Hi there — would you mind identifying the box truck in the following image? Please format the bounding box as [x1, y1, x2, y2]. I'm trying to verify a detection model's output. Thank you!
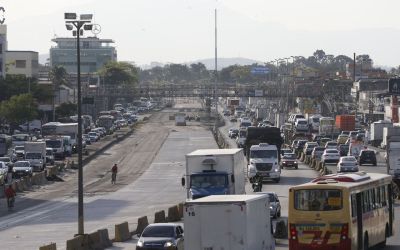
[381, 126, 400, 149]
[386, 135, 400, 180]
[184, 194, 275, 250]
[370, 120, 393, 147]
[24, 141, 46, 171]
[182, 149, 245, 200]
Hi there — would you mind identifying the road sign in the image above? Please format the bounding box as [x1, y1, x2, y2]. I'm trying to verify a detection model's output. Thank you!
[388, 78, 400, 95]
[251, 66, 269, 75]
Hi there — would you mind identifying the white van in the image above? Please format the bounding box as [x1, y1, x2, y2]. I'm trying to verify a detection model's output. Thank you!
[294, 118, 309, 132]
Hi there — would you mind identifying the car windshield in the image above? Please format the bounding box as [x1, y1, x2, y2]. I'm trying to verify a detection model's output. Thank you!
[298, 120, 307, 125]
[327, 142, 337, 146]
[250, 150, 277, 158]
[142, 226, 175, 238]
[15, 146, 24, 151]
[268, 193, 276, 202]
[326, 150, 338, 154]
[283, 154, 296, 159]
[315, 147, 325, 152]
[294, 189, 342, 211]
[298, 141, 307, 146]
[190, 175, 227, 188]
[342, 157, 356, 162]
[312, 117, 320, 122]
[46, 150, 53, 155]
[0, 157, 10, 162]
[14, 162, 29, 168]
[362, 151, 374, 157]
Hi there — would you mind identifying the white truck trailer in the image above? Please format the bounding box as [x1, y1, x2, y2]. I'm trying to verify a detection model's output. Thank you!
[24, 141, 46, 171]
[386, 135, 400, 179]
[42, 122, 78, 152]
[175, 113, 186, 126]
[184, 194, 275, 250]
[381, 126, 400, 149]
[182, 149, 245, 200]
[370, 120, 393, 147]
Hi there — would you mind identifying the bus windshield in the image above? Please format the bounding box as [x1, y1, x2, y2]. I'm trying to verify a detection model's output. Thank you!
[294, 189, 342, 211]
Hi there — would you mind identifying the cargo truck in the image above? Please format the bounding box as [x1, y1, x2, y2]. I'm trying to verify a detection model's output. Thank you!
[24, 141, 46, 171]
[370, 120, 393, 147]
[42, 122, 78, 153]
[381, 126, 400, 149]
[184, 194, 275, 250]
[175, 113, 186, 126]
[386, 135, 400, 180]
[181, 149, 245, 200]
[245, 127, 283, 183]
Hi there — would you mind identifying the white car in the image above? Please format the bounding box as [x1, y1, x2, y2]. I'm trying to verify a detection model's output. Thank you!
[325, 141, 338, 149]
[337, 156, 359, 173]
[311, 147, 326, 160]
[13, 161, 33, 177]
[321, 149, 340, 164]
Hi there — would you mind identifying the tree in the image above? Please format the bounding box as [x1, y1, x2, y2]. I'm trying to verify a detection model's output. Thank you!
[313, 50, 326, 63]
[99, 61, 139, 86]
[49, 65, 68, 88]
[0, 94, 38, 131]
[55, 102, 77, 118]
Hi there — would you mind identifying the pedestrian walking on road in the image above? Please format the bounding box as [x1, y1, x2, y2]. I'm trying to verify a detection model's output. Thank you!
[111, 164, 118, 184]
[4, 185, 16, 209]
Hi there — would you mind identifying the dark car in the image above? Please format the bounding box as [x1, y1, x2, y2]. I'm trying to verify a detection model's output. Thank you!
[359, 149, 377, 166]
[338, 144, 349, 157]
[295, 140, 308, 154]
[136, 223, 184, 250]
[230, 117, 237, 122]
[230, 129, 239, 138]
[280, 153, 298, 169]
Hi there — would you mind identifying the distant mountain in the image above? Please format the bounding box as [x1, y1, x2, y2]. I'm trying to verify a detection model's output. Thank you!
[188, 57, 264, 70]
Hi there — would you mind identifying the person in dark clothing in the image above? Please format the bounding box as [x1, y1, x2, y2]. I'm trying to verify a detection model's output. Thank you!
[111, 164, 118, 184]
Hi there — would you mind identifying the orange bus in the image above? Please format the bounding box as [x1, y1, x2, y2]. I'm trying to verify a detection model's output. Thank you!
[288, 172, 394, 250]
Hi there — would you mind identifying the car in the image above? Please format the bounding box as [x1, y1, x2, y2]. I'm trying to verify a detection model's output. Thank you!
[280, 148, 293, 157]
[83, 134, 91, 145]
[359, 149, 377, 166]
[311, 147, 325, 160]
[261, 192, 281, 218]
[280, 153, 298, 169]
[229, 117, 237, 122]
[337, 156, 359, 173]
[228, 128, 236, 137]
[325, 141, 338, 149]
[312, 135, 324, 144]
[88, 132, 99, 142]
[12, 160, 33, 178]
[303, 142, 318, 155]
[229, 129, 239, 138]
[294, 140, 308, 154]
[290, 140, 299, 150]
[12, 145, 25, 161]
[321, 149, 340, 164]
[0, 156, 12, 167]
[340, 131, 350, 136]
[337, 134, 348, 144]
[338, 144, 349, 157]
[319, 137, 331, 147]
[136, 223, 184, 250]
[223, 110, 230, 116]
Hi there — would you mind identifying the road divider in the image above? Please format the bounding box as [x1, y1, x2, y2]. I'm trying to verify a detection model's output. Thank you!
[178, 202, 184, 219]
[66, 235, 88, 250]
[114, 221, 131, 242]
[135, 216, 149, 235]
[88, 230, 102, 250]
[39, 242, 56, 250]
[154, 210, 166, 223]
[166, 205, 180, 222]
[98, 228, 112, 248]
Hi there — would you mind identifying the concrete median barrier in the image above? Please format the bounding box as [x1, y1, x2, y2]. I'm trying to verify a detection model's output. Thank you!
[39, 242, 56, 250]
[114, 221, 131, 242]
[135, 216, 149, 235]
[154, 210, 166, 223]
[178, 203, 184, 219]
[167, 205, 180, 222]
[16, 179, 25, 192]
[46, 166, 58, 177]
[274, 220, 288, 239]
[87, 230, 102, 250]
[97, 228, 112, 248]
[66, 235, 87, 250]
[300, 153, 305, 162]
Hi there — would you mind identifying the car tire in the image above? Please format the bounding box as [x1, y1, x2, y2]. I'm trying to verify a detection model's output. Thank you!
[295, 166, 298, 169]
[277, 209, 281, 217]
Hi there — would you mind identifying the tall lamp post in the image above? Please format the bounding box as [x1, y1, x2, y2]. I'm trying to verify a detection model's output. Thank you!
[64, 12, 93, 236]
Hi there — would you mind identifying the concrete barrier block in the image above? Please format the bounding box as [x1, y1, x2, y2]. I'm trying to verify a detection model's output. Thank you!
[97, 228, 112, 248]
[114, 221, 131, 242]
[300, 153, 305, 162]
[154, 210, 166, 223]
[178, 203, 184, 219]
[135, 216, 149, 235]
[88, 230, 102, 250]
[16, 179, 25, 192]
[66, 235, 86, 250]
[167, 205, 180, 222]
[39, 242, 57, 250]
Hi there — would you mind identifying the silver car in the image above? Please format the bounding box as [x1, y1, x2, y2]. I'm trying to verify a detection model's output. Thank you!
[337, 156, 359, 173]
[261, 192, 281, 218]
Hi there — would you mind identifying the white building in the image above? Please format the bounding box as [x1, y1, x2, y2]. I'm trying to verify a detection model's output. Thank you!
[6, 50, 38, 78]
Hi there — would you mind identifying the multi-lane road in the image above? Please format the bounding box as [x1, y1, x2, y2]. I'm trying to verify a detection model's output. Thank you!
[0, 100, 399, 250]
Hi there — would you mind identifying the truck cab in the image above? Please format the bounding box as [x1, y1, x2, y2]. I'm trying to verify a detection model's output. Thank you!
[188, 171, 230, 200]
[236, 128, 247, 148]
[387, 140, 400, 179]
[247, 143, 281, 183]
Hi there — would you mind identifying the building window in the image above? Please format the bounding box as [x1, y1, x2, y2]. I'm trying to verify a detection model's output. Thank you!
[31, 60, 38, 69]
[15, 60, 26, 68]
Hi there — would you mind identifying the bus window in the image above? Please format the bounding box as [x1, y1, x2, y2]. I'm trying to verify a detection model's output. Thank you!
[294, 189, 342, 211]
[351, 194, 357, 217]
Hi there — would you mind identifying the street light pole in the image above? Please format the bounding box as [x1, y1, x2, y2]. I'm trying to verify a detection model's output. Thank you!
[64, 13, 93, 236]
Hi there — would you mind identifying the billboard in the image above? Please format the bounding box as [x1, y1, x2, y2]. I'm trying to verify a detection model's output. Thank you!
[388, 78, 400, 95]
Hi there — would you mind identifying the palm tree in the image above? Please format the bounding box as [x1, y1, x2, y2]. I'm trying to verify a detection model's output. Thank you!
[49, 65, 68, 121]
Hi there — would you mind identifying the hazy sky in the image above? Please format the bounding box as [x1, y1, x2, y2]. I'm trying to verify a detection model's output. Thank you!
[2, 0, 400, 67]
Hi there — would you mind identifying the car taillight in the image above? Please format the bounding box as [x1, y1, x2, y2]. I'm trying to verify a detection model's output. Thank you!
[290, 224, 298, 240]
[340, 223, 348, 240]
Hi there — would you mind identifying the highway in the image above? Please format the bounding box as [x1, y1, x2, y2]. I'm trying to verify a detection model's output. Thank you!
[0, 100, 399, 250]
